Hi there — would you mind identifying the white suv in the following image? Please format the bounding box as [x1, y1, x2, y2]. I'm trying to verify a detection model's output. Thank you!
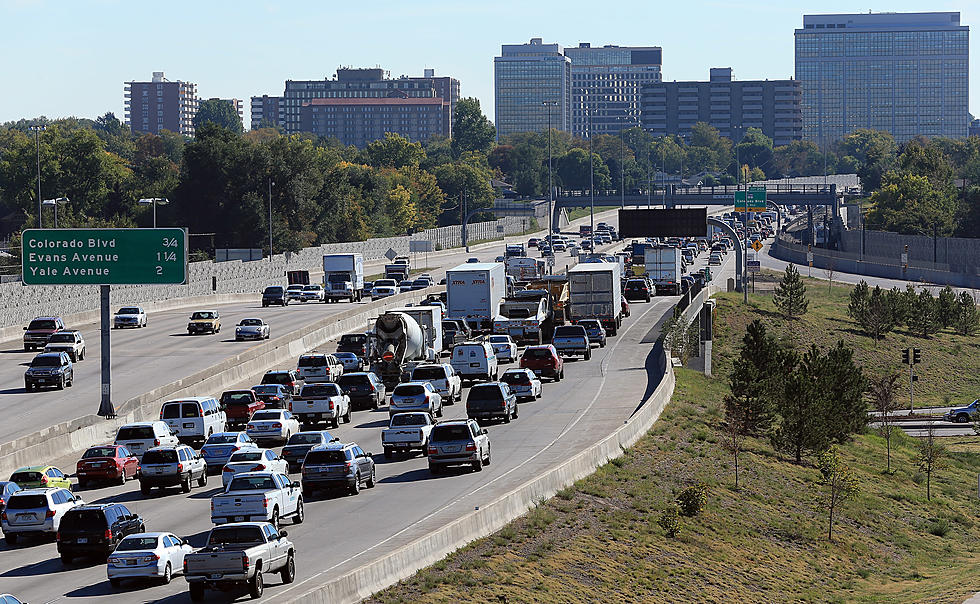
[139, 445, 208, 494]
[114, 421, 179, 460]
[2, 487, 83, 544]
[410, 363, 462, 404]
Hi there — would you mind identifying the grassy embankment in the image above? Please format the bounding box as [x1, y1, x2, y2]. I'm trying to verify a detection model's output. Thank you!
[369, 276, 980, 603]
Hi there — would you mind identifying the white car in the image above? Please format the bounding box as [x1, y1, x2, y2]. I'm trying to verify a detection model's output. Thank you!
[301, 284, 325, 302]
[1, 487, 83, 543]
[113, 306, 147, 329]
[107, 532, 193, 587]
[221, 448, 289, 487]
[488, 335, 518, 363]
[44, 330, 86, 362]
[246, 409, 300, 445]
[371, 285, 397, 299]
[389, 381, 443, 419]
[286, 284, 306, 302]
[500, 368, 543, 402]
[235, 318, 270, 341]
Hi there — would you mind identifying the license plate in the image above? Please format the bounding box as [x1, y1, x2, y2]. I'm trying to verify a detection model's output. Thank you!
[234, 516, 244, 522]
[38, 379, 47, 383]
[446, 446, 461, 453]
[210, 574, 223, 580]
[533, 370, 542, 375]
[470, 363, 480, 367]
[91, 462, 104, 467]
[126, 559, 136, 565]
[153, 468, 165, 474]
[19, 513, 36, 521]
[183, 423, 194, 429]
[77, 537, 88, 543]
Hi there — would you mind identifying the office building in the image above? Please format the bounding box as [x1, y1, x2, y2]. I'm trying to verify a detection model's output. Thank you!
[795, 12, 969, 144]
[640, 68, 802, 146]
[565, 43, 662, 137]
[300, 95, 449, 148]
[494, 38, 572, 138]
[251, 95, 284, 130]
[124, 71, 198, 136]
[969, 117, 980, 138]
[281, 68, 458, 137]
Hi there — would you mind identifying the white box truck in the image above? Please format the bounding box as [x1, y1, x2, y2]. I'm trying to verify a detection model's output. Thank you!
[446, 263, 506, 334]
[322, 253, 364, 302]
[643, 246, 682, 295]
[568, 262, 622, 335]
[504, 257, 545, 281]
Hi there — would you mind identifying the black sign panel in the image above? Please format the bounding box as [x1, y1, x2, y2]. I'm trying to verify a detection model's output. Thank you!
[618, 209, 707, 238]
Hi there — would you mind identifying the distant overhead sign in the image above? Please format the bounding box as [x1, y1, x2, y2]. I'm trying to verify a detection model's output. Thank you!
[618, 208, 707, 238]
[734, 185, 767, 212]
[384, 248, 398, 261]
[409, 240, 433, 253]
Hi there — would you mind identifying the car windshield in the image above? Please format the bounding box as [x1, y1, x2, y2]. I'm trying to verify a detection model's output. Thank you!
[116, 536, 160, 551]
[118, 307, 141, 315]
[142, 449, 178, 464]
[336, 353, 356, 360]
[375, 280, 396, 287]
[221, 392, 254, 406]
[501, 372, 530, 385]
[554, 327, 584, 337]
[27, 320, 57, 330]
[227, 476, 276, 491]
[264, 287, 283, 294]
[82, 447, 118, 459]
[208, 526, 265, 545]
[468, 386, 502, 400]
[251, 411, 282, 421]
[301, 384, 341, 397]
[304, 450, 347, 464]
[303, 285, 320, 291]
[47, 333, 75, 343]
[394, 385, 425, 397]
[6, 494, 47, 509]
[207, 434, 240, 445]
[399, 281, 413, 287]
[229, 451, 263, 462]
[287, 285, 304, 291]
[412, 367, 445, 380]
[240, 319, 263, 327]
[252, 385, 280, 395]
[9, 472, 42, 484]
[431, 425, 471, 442]
[522, 348, 552, 360]
[391, 414, 427, 426]
[287, 433, 327, 445]
[191, 312, 215, 320]
[31, 356, 62, 367]
[262, 373, 291, 384]
[116, 426, 155, 440]
[298, 356, 327, 367]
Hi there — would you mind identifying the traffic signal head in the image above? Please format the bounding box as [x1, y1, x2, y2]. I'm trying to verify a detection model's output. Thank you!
[913, 348, 921, 364]
[902, 348, 910, 365]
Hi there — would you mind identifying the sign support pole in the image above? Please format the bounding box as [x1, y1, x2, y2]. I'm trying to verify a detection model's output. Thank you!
[98, 284, 116, 418]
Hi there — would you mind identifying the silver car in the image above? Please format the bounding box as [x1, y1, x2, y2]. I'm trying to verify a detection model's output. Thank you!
[107, 532, 193, 586]
[389, 382, 443, 419]
[235, 318, 270, 341]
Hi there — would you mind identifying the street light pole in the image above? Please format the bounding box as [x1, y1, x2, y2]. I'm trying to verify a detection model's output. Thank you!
[619, 115, 625, 209]
[587, 106, 594, 241]
[42, 197, 69, 228]
[30, 124, 45, 228]
[542, 101, 558, 242]
[268, 179, 275, 261]
[138, 198, 169, 228]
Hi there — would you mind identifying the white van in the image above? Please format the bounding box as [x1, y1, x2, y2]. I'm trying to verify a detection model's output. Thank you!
[159, 397, 226, 445]
[450, 341, 498, 385]
[114, 421, 179, 460]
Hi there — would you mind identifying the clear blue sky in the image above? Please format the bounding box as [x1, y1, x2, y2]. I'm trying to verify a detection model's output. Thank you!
[0, 0, 976, 126]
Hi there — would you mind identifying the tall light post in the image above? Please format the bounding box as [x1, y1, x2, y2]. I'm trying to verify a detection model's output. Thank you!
[586, 105, 595, 241]
[541, 100, 558, 246]
[618, 114, 627, 210]
[42, 197, 69, 228]
[137, 197, 169, 228]
[29, 124, 45, 228]
[733, 124, 748, 304]
[268, 179, 275, 261]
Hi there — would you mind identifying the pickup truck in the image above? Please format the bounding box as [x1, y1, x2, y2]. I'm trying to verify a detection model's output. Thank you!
[551, 324, 591, 360]
[183, 522, 295, 601]
[219, 390, 265, 431]
[381, 412, 435, 458]
[290, 382, 351, 429]
[210, 471, 305, 529]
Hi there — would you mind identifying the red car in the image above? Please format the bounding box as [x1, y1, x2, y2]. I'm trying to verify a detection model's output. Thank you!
[75, 444, 140, 488]
[519, 344, 565, 382]
[621, 299, 631, 318]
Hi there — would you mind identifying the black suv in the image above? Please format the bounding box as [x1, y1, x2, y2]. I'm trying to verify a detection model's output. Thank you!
[336, 372, 386, 410]
[624, 279, 651, 302]
[57, 503, 145, 563]
[262, 285, 288, 307]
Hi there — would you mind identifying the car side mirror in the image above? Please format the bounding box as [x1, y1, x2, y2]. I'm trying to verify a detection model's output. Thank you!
[23, 326, 27, 330]
[482, 429, 488, 435]
[279, 531, 288, 539]
[291, 481, 300, 488]
[365, 452, 373, 458]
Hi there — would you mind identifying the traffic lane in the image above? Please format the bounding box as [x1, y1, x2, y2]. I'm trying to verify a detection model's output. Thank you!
[0, 283, 673, 603]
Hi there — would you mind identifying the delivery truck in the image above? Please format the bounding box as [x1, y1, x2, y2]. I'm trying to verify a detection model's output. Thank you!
[643, 246, 682, 295]
[322, 253, 364, 302]
[445, 263, 506, 334]
[567, 262, 622, 335]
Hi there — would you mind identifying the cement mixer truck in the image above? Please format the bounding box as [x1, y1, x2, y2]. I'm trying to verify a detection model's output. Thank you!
[369, 307, 442, 387]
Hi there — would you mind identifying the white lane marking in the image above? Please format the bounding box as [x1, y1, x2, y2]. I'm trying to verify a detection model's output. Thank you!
[273, 295, 671, 600]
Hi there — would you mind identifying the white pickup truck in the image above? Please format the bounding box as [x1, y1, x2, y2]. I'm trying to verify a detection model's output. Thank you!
[290, 382, 351, 429]
[183, 522, 295, 601]
[381, 412, 435, 458]
[210, 472, 305, 529]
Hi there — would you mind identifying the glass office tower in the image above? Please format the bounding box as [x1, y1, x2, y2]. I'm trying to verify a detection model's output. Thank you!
[494, 38, 572, 138]
[796, 12, 969, 144]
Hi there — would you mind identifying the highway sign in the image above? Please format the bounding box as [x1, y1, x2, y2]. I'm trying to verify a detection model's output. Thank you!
[409, 240, 433, 253]
[734, 187, 767, 212]
[747, 260, 761, 273]
[384, 248, 398, 261]
[751, 240, 763, 252]
[22, 228, 187, 285]
[807, 251, 814, 266]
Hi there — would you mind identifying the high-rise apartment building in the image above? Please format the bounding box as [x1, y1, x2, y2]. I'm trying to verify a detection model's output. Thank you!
[795, 12, 969, 144]
[251, 95, 284, 130]
[565, 43, 662, 137]
[494, 38, 572, 138]
[279, 68, 458, 136]
[640, 68, 802, 146]
[300, 95, 449, 148]
[124, 72, 199, 136]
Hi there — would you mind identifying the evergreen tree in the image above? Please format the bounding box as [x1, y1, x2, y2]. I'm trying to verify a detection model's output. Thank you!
[847, 280, 870, 322]
[772, 263, 809, 318]
[819, 341, 868, 439]
[848, 283, 899, 341]
[937, 285, 958, 328]
[954, 291, 980, 336]
[724, 320, 781, 434]
[907, 289, 940, 338]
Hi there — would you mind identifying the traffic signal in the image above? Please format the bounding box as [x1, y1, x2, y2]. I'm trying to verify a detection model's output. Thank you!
[913, 348, 921, 364]
[902, 348, 910, 365]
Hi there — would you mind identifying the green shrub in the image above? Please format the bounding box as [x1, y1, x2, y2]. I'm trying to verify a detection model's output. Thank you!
[658, 505, 681, 537]
[677, 483, 709, 517]
[927, 518, 950, 537]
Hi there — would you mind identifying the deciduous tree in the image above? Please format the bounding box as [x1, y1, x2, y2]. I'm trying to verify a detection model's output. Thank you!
[869, 371, 902, 473]
[815, 446, 859, 542]
[915, 427, 947, 501]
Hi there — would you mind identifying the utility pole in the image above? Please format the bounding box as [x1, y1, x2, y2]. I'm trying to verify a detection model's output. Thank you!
[268, 179, 274, 261]
[30, 124, 45, 228]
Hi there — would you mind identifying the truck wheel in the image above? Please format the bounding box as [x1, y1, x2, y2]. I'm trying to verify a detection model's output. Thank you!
[249, 568, 264, 599]
[57, 376, 66, 390]
[343, 407, 352, 423]
[331, 417, 340, 429]
[109, 578, 121, 589]
[189, 583, 205, 601]
[512, 405, 519, 419]
[350, 474, 360, 495]
[181, 474, 191, 493]
[198, 470, 208, 487]
[429, 463, 442, 475]
[600, 340, 606, 348]
[366, 467, 376, 488]
[280, 552, 296, 584]
[270, 507, 280, 529]
[435, 404, 443, 418]
[293, 498, 304, 524]
[503, 410, 511, 424]
[140, 483, 152, 496]
[384, 448, 392, 459]
[585, 350, 592, 361]
[472, 458, 483, 472]
[484, 445, 492, 466]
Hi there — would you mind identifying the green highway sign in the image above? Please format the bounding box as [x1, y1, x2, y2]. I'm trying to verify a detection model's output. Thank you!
[22, 228, 187, 285]
[734, 187, 767, 212]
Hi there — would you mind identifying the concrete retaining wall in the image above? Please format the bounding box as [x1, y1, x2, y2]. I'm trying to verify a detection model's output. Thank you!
[839, 229, 980, 276]
[282, 347, 677, 604]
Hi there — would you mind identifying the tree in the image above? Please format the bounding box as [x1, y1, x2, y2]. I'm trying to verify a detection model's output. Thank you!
[555, 147, 611, 190]
[869, 371, 902, 473]
[954, 291, 980, 336]
[836, 128, 897, 191]
[451, 98, 495, 158]
[724, 320, 781, 434]
[906, 289, 940, 338]
[815, 446, 859, 542]
[823, 257, 836, 292]
[192, 99, 243, 134]
[733, 128, 773, 172]
[865, 171, 957, 236]
[820, 341, 868, 440]
[848, 282, 899, 341]
[723, 399, 747, 490]
[915, 426, 947, 501]
[772, 263, 809, 318]
[937, 285, 958, 329]
[364, 133, 425, 169]
[662, 314, 690, 364]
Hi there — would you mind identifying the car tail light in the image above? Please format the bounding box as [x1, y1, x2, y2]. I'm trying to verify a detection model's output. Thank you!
[288, 401, 294, 411]
[154, 438, 160, 446]
[141, 554, 158, 563]
[40, 475, 48, 485]
[243, 554, 250, 571]
[465, 443, 477, 452]
[427, 447, 437, 455]
[250, 464, 266, 472]
[56, 531, 61, 541]
[262, 499, 268, 509]
[177, 463, 183, 472]
[104, 528, 113, 541]
[159, 410, 164, 419]
[223, 466, 234, 472]
[247, 424, 255, 431]
[183, 559, 188, 573]
[108, 556, 120, 564]
[1, 512, 7, 522]
[211, 500, 215, 512]
[344, 462, 352, 472]
[273, 422, 282, 429]
[45, 509, 56, 518]
[329, 401, 335, 410]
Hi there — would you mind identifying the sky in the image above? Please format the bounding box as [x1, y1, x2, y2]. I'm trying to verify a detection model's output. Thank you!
[0, 0, 977, 126]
